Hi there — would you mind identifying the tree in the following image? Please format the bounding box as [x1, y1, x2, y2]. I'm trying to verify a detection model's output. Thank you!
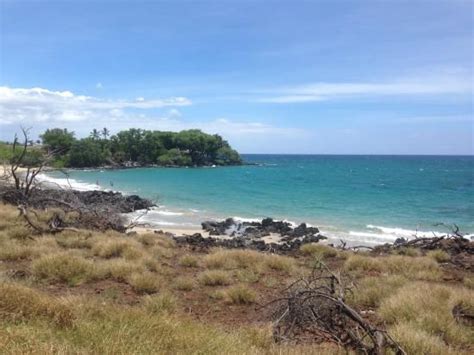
[68, 138, 107, 167]
[102, 127, 110, 140]
[90, 129, 100, 140]
[40, 128, 75, 154]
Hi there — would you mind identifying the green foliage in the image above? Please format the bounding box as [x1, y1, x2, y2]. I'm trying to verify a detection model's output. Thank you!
[38, 127, 242, 168]
[40, 128, 75, 154]
[67, 139, 108, 168]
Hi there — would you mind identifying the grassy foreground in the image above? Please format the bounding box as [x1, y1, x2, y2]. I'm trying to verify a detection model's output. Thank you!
[0, 203, 473, 354]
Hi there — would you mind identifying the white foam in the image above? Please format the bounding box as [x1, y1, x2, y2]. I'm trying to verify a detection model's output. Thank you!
[35, 173, 101, 191]
[366, 225, 440, 238]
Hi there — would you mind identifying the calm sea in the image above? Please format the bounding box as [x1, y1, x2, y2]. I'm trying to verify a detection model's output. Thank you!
[45, 155, 474, 245]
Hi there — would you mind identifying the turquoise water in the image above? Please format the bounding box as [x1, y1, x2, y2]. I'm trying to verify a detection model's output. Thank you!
[46, 155, 474, 244]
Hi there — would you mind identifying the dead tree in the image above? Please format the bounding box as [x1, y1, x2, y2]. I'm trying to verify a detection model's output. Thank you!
[263, 262, 406, 354]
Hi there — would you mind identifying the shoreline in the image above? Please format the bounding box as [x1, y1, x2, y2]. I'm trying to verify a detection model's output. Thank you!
[32, 169, 474, 245]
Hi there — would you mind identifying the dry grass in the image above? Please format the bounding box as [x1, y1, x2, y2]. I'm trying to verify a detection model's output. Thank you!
[173, 276, 195, 291]
[263, 254, 295, 273]
[199, 270, 233, 286]
[344, 254, 442, 280]
[127, 272, 161, 294]
[379, 282, 474, 348]
[427, 249, 451, 263]
[224, 284, 257, 304]
[300, 243, 338, 259]
[178, 254, 200, 267]
[349, 275, 408, 308]
[0, 282, 75, 327]
[31, 253, 95, 286]
[92, 239, 142, 260]
[0, 242, 33, 261]
[204, 249, 294, 274]
[142, 292, 177, 314]
[96, 259, 145, 282]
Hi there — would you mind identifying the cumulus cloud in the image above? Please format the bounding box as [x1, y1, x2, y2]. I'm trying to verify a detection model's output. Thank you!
[0, 86, 192, 124]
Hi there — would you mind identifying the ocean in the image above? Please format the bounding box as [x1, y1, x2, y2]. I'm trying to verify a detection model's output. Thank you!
[43, 155, 474, 245]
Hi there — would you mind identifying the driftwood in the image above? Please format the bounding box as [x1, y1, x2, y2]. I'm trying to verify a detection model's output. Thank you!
[262, 262, 406, 354]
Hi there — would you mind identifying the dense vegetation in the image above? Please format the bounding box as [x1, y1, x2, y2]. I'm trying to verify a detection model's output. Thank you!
[38, 128, 242, 168]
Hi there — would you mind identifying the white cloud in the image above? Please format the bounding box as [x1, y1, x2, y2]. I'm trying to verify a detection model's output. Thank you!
[95, 82, 103, 89]
[167, 108, 182, 118]
[0, 86, 192, 124]
[256, 73, 473, 103]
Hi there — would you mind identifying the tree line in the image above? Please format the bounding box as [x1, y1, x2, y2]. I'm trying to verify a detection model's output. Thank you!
[39, 128, 242, 168]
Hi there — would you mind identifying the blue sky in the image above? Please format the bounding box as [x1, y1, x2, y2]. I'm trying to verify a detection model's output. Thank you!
[0, 0, 472, 154]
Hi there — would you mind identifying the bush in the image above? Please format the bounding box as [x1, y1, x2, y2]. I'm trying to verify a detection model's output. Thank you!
[96, 259, 145, 282]
[348, 275, 408, 308]
[198, 270, 232, 286]
[32, 253, 95, 285]
[0, 242, 33, 261]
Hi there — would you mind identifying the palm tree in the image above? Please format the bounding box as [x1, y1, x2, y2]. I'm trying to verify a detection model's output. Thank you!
[102, 127, 110, 140]
[90, 129, 100, 140]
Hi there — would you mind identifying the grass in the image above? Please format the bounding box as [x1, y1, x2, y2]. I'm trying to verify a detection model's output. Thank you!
[379, 282, 474, 347]
[344, 254, 442, 280]
[199, 270, 233, 286]
[142, 293, 177, 314]
[173, 276, 195, 291]
[178, 254, 200, 267]
[0, 282, 75, 327]
[0, 202, 472, 354]
[348, 275, 408, 308]
[31, 253, 95, 286]
[127, 272, 161, 294]
[204, 249, 295, 274]
[300, 243, 338, 259]
[224, 285, 257, 304]
[427, 249, 451, 263]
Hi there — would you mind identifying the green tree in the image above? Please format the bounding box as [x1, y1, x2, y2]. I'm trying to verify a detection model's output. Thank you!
[68, 138, 106, 167]
[90, 129, 100, 140]
[101, 127, 110, 140]
[40, 128, 75, 154]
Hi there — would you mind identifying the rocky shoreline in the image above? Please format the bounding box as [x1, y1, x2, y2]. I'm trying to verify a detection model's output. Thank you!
[172, 217, 328, 252]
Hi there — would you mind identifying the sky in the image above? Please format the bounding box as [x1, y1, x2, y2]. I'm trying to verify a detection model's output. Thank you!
[0, 0, 473, 154]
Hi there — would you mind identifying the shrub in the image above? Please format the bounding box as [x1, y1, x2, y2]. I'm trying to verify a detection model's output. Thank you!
[198, 270, 232, 286]
[178, 254, 199, 268]
[224, 285, 257, 304]
[427, 249, 450, 263]
[0, 282, 75, 327]
[127, 272, 161, 294]
[32, 253, 95, 285]
[300, 243, 338, 258]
